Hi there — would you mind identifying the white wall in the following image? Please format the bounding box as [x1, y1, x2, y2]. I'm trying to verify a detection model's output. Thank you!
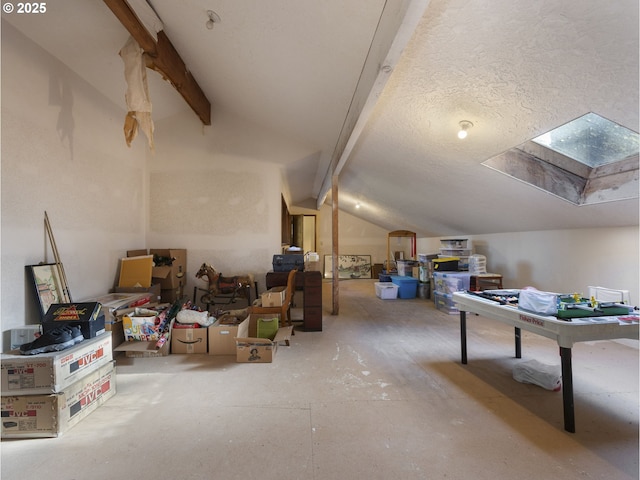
[315, 203, 389, 266]
[1, 22, 147, 349]
[417, 227, 640, 304]
[147, 109, 288, 296]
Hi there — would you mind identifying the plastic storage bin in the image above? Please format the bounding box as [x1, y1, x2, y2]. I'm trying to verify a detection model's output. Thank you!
[434, 291, 459, 314]
[396, 260, 418, 276]
[433, 272, 472, 294]
[439, 248, 472, 257]
[432, 257, 459, 271]
[391, 275, 419, 299]
[440, 239, 468, 249]
[468, 254, 487, 275]
[375, 282, 398, 299]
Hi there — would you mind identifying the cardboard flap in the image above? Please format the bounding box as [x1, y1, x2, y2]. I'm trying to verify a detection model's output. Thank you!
[152, 265, 172, 280]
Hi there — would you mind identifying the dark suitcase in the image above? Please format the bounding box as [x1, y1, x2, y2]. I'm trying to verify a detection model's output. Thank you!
[272, 254, 305, 272]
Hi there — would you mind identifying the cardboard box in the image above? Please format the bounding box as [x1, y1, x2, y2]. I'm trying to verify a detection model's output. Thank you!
[124, 248, 187, 290]
[109, 321, 125, 349]
[149, 249, 187, 290]
[171, 328, 207, 354]
[113, 319, 174, 357]
[160, 287, 184, 304]
[260, 287, 287, 307]
[122, 313, 160, 341]
[1, 333, 113, 395]
[96, 291, 155, 326]
[235, 314, 292, 363]
[114, 338, 171, 357]
[1, 361, 116, 438]
[209, 317, 249, 355]
[113, 284, 162, 304]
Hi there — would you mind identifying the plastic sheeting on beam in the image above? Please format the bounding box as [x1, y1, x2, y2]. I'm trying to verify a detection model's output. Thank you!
[119, 35, 154, 151]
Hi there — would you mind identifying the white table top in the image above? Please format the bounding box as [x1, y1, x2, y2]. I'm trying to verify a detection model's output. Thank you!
[452, 292, 639, 348]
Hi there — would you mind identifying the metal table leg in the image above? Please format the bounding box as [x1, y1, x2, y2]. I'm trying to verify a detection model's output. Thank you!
[560, 346, 575, 433]
[515, 327, 522, 358]
[460, 310, 467, 364]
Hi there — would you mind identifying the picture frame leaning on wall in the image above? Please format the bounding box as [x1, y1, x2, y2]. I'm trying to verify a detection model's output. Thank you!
[26, 263, 66, 319]
[324, 255, 372, 279]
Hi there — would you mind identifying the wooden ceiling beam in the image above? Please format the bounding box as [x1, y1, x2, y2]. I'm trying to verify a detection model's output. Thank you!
[103, 0, 211, 125]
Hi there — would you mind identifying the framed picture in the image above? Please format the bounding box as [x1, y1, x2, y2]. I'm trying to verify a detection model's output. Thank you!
[26, 263, 65, 318]
[324, 255, 372, 279]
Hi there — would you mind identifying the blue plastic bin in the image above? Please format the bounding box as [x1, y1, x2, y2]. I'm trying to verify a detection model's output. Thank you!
[390, 275, 419, 299]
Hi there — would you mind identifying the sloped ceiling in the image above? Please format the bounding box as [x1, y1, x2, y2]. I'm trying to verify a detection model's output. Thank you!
[4, 0, 638, 237]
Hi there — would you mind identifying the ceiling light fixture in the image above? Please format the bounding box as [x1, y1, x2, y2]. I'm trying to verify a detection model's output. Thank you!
[458, 120, 473, 139]
[206, 10, 220, 30]
[355, 202, 361, 209]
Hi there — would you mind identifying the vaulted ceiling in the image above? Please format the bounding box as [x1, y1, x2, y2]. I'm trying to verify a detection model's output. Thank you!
[5, 0, 639, 236]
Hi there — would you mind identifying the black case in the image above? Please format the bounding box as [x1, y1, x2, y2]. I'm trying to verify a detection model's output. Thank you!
[42, 303, 106, 339]
[272, 254, 305, 272]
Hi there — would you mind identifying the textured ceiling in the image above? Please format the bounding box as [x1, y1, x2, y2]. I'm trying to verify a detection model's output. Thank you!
[4, 0, 639, 236]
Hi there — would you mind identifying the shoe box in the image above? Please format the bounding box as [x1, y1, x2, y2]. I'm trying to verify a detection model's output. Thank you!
[1, 360, 116, 438]
[41, 302, 106, 340]
[1, 332, 113, 395]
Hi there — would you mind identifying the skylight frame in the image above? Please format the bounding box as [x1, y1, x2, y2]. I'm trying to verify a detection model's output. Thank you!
[482, 112, 639, 206]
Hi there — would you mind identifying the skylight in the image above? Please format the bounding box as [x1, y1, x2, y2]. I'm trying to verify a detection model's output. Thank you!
[482, 113, 639, 205]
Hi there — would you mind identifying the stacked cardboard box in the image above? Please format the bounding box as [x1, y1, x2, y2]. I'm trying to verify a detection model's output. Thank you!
[0, 333, 116, 438]
[123, 249, 187, 303]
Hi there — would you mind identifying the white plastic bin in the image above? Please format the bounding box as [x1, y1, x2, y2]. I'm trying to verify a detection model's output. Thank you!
[375, 282, 398, 299]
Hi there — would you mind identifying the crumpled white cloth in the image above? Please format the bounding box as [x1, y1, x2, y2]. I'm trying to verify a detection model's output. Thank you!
[176, 309, 215, 327]
[119, 36, 154, 151]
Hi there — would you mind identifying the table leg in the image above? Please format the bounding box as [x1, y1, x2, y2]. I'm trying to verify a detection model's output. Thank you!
[560, 346, 575, 433]
[515, 327, 522, 358]
[460, 310, 467, 364]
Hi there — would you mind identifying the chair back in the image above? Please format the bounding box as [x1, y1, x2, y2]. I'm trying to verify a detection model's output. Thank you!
[284, 268, 297, 305]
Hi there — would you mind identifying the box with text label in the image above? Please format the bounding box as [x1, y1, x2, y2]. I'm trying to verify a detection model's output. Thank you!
[171, 327, 208, 354]
[234, 314, 292, 363]
[0, 332, 113, 395]
[1, 361, 116, 438]
[209, 317, 249, 356]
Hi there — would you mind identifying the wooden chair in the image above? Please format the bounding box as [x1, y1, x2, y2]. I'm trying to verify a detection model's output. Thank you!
[251, 269, 297, 344]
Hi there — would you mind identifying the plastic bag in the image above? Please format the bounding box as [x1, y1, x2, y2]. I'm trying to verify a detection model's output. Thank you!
[518, 287, 558, 315]
[513, 359, 562, 391]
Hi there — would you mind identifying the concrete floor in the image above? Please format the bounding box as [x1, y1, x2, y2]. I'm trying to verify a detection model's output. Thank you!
[2, 279, 638, 480]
